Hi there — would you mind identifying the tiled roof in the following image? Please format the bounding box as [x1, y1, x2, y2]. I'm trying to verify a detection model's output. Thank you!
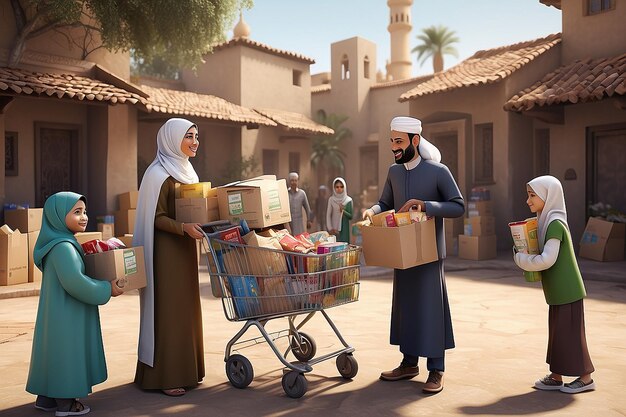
[0, 66, 147, 105]
[504, 53, 626, 111]
[371, 74, 433, 90]
[540, 0, 561, 9]
[140, 84, 277, 127]
[311, 84, 331, 94]
[254, 108, 334, 135]
[400, 33, 561, 101]
[212, 37, 315, 64]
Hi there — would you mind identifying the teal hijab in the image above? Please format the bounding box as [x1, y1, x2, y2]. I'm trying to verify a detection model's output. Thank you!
[33, 192, 86, 268]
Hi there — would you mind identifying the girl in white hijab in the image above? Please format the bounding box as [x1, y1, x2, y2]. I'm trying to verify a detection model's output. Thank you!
[133, 118, 205, 397]
[326, 177, 353, 243]
[513, 175, 595, 394]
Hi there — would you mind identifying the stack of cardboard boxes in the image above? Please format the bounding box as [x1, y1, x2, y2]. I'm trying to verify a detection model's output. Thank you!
[175, 182, 219, 224]
[458, 188, 497, 260]
[2, 207, 42, 285]
[444, 217, 464, 256]
[115, 191, 138, 236]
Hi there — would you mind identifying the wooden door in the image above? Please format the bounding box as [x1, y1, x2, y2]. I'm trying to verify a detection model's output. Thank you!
[587, 124, 626, 214]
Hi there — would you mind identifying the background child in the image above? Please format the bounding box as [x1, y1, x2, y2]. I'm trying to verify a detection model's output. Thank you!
[513, 175, 595, 394]
[26, 192, 122, 416]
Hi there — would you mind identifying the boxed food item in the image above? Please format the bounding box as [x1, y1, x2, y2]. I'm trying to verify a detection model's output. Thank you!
[509, 218, 541, 282]
[4, 208, 43, 232]
[118, 191, 139, 211]
[464, 216, 495, 236]
[468, 200, 494, 217]
[217, 175, 291, 229]
[371, 210, 395, 227]
[458, 234, 497, 260]
[0, 225, 28, 286]
[175, 197, 219, 224]
[579, 217, 625, 262]
[27, 230, 42, 282]
[176, 182, 213, 199]
[84, 246, 147, 292]
[361, 217, 438, 269]
[74, 232, 102, 245]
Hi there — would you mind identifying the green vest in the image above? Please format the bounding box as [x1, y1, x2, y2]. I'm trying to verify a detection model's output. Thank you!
[541, 220, 586, 305]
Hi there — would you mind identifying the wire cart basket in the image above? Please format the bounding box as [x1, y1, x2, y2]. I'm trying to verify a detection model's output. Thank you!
[202, 226, 361, 398]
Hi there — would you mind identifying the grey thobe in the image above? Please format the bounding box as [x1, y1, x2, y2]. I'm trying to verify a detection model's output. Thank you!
[377, 159, 464, 358]
[288, 188, 312, 235]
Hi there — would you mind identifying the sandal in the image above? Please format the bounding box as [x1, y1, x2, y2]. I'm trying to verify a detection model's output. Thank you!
[54, 400, 90, 416]
[162, 388, 186, 397]
[34, 395, 57, 412]
[534, 374, 563, 391]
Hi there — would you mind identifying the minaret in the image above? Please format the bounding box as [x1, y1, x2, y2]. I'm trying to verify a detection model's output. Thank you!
[387, 0, 413, 80]
[233, 12, 251, 39]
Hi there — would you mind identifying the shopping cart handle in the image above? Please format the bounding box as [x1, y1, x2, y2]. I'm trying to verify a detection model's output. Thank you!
[200, 220, 232, 233]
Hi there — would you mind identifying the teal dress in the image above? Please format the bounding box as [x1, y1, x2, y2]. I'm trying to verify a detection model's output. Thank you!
[26, 192, 112, 399]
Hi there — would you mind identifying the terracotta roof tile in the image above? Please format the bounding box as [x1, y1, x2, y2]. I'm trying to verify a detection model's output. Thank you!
[311, 84, 331, 93]
[212, 37, 315, 64]
[504, 53, 626, 111]
[400, 33, 561, 101]
[254, 108, 334, 135]
[0, 67, 147, 105]
[140, 84, 277, 127]
[371, 74, 434, 90]
[540, 0, 561, 9]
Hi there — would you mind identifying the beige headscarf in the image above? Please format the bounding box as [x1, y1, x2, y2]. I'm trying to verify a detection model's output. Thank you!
[133, 118, 199, 367]
[328, 177, 352, 232]
[527, 175, 569, 250]
[390, 116, 441, 162]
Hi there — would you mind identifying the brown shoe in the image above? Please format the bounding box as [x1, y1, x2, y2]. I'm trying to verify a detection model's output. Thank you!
[423, 371, 444, 393]
[380, 363, 419, 381]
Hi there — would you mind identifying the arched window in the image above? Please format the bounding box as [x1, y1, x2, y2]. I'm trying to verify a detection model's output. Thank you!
[341, 55, 350, 80]
[364, 56, 370, 79]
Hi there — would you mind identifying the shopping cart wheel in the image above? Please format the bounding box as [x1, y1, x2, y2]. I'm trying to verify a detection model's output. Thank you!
[290, 332, 317, 362]
[336, 353, 358, 379]
[281, 371, 308, 399]
[225, 354, 254, 389]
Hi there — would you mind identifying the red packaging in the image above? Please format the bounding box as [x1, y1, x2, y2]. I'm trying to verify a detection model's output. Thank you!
[81, 237, 127, 254]
[217, 226, 244, 244]
[385, 213, 397, 227]
[294, 233, 315, 249]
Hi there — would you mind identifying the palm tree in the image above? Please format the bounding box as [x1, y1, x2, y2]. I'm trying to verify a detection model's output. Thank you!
[412, 25, 460, 73]
[310, 110, 351, 188]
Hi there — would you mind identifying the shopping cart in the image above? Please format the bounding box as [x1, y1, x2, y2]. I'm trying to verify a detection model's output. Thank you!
[202, 224, 361, 398]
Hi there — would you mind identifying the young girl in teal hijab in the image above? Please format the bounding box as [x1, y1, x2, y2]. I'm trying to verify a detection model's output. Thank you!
[26, 192, 122, 416]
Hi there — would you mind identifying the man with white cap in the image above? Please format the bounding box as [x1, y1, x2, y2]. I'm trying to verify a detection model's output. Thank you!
[287, 172, 313, 235]
[363, 116, 465, 393]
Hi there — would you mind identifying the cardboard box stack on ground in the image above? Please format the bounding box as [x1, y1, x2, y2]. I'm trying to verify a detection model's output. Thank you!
[0, 225, 28, 286]
[217, 175, 291, 229]
[97, 215, 115, 240]
[444, 217, 464, 256]
[84, 246, 147, 293]
[4, 207, 44, 283]
[579, 217, 626, 262]
[459, 188, 497, 260]
[115, 191, 138, 235]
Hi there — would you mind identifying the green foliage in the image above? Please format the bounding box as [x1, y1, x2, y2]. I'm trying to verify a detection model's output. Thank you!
[411, 25, 460, 72]
[130, 53, 180, 80]
[310, 109, 351, 174]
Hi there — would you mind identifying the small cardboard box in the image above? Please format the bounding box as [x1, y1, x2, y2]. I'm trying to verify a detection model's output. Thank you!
[4, 208, 43, 233]
[117, 234, 134, 248]
[84, 246, 147, 292]
[118, 191, 139, 211]
[0, 226, 28, 286]
[458, 234, 497, 260]
[361, 218, 438, 269]
[217, 175, 291, 229]
[74, 232, 103, 245]
[97, 223, 115, 240]
[176, 182, 213, 199]
[27, 230, 42, 283]
[464, 216, 495, 236]
[444, 217, 464, 238]
[579, 217, 625, 262]
[445, 236, 458, 256]
[467, 201, 494, 218]
[114, 209, 136, 235]
[175, 197, 219, 224]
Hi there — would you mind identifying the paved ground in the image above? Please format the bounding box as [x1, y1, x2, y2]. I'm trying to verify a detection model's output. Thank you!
[0, 253, 625, 416]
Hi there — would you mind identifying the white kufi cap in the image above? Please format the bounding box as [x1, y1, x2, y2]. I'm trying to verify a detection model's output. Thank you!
[390, 116, 441, 163]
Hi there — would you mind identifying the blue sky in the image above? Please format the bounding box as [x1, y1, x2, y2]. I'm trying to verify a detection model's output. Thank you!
[232, 1, 562, 76]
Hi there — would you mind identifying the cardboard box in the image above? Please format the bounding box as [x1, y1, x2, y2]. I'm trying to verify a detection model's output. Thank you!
[177, 182, 213, 199]
[118, 191, 139, 211]
[361, 218, 438, 269]
[467, 200, 494, 217]
[27, 230, 42, 282]
[464, 216, 495, 236]
[117, 234, 134, 248]
[74, 232, 102, 245]
[579, 217, 625, 262]
[84, 246, 147, 292]
[0, 226, 28, 286]
[175, 197, 219, 224]
[4, 208, 43, 232]
[458, 234, 497, 260]
[217, 175, 291, 229]
[445, 236, 458, 256]
[97, 223, 115, 240]
[444, 217, 464, 238]
[114, 209, 136, 235]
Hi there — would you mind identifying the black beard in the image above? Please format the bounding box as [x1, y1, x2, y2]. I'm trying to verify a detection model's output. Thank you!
[394, 142, 417, 164]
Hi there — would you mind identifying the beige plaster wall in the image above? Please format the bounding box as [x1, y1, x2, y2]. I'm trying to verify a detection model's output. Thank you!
[561, 0, 626, 63]
[182, 47, 242, 103]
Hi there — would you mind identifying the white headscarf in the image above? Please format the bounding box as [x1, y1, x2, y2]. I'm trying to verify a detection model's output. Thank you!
[390, 116, 442, 162]
[527, 175, 569, 250]
[328, 177, 352, 232]
[133, 118, 199, 366]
